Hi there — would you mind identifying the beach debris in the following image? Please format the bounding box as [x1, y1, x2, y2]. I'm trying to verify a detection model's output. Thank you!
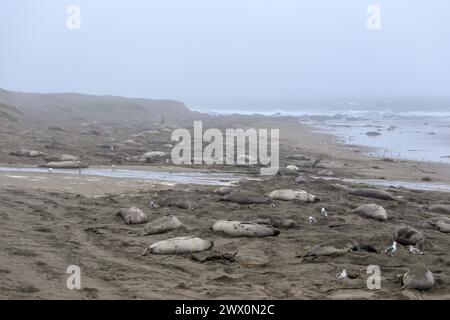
[142, 236, 214, 255]
[384, 241, 397, 256]
[190, 251, 237, 264]
[212, 220, 280, 237]
[143, 215, 185, 235]
[352, 203, 388, 221]
[252, 217, 299, 229]
[268, 189, 319, 202]
[350, 188, 396, 201]
[117, 207, 148, 225]
[401, 266, 434, 290]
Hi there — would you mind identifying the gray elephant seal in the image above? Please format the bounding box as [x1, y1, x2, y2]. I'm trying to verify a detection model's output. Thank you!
[221, 191, 271, 205]
[158, 196, 197, 210]
[429, 204, 450, 215]
[252, 216, 299, 229]
[350, 188, 396, 201]
[117, 207, 148, 225]
[10, 149, 45, 157]
[286, 154, 311, 161]
[212, 220, 280, 237]
[294, 175, 311, 184]
[298, 239, 359, 260]
[39, 160, 89, 169]
[142, 236, 214, 255]
[268, 189, 319, 202]
[44, 154, 79, 162]
[401, 266, 434, 290]
[352, 204, 388, 221]
[213, 187, 236, 195]
[394, 226, 425, 246]
[143, 215, 185, 235]
[421, 216, 450, 233]
[276, 168, 298, 176]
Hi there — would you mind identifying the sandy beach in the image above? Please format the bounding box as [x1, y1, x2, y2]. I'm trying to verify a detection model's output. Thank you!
[1, 96, 450, 299]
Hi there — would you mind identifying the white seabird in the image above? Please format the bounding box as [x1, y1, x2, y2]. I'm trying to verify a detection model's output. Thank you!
[384, 241, 397, 256]
[336, 269, 347, 279]
[321, 207, 328, 217]
[309, 216, 317, 224]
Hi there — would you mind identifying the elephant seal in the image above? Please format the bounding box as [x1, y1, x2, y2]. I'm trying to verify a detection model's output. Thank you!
[352, 204, 388, 221]
[212, 220, 280, 237]
[252, 217, 299, 229]
[268, 189, 319, 202]
[394, 226, 425, 246]
[10, 149, 45, 157]
[421, 216, 450, 233]
[350, 188, 396, 201]
[213, 187, 236, 195]
[39, 161, 89, 169]
[276, 168, 298, 176]
[401, 266, 434, 290]
[143, 215, 185, 235]
[286, 154, 311, 161]
[158, 196, 197, 210]
[286, 165, 299, 172]
[298, 239, 359, 260]
[142, 236, 214, 255]
[294, 175, 311, 184]
[44, 154, 79, 162]
[117, 207, 148, 225]
[429, 204, 450, 215]
[221, 191, 271, 205]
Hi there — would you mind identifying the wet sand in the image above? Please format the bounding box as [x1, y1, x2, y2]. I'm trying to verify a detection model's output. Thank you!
[1, 115, 450, 300]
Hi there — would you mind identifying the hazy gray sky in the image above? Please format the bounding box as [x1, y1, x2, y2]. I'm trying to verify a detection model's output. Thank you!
[1, 0, 449, 108]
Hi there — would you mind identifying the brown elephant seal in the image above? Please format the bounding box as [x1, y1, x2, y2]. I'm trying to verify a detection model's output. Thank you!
[39, 161, 89, 169]
[143, 215, 185, 235]
[294, 175, 311, 184]
[401, 266, 434, 290]
[268, 189, 319, 202]
[142, 236, 214, 255]
[352, 204, 388, 221]
[117, 207, 148, 225]
[221, 191, 271, 205]
[212, 220, 280, 237]
[10, 149, 45, 157]
[429, 204, 450, 215]
[394, 226, 425, 246]
[158, 196, 197, 210]
[350, 188, 396, 201]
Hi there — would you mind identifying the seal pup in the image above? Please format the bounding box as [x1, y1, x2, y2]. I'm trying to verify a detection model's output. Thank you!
[221, 191, 271, 205]
[39, 160, 89, 169]
[251, 217, 299, 229]
[142, 236, 214, 255]
[143, 215, 185, 235]
[401, 266, 434, 290]
[286, 154, 311, 161]
[268, 189, 319, 202]
[117, 207, 148, 225]
[352, 204, 388, 221]
[212, 220, 280, 237]
[336, 269, 347, 280]
[394, 226, 425, 246]
[350, 188, 396, 201]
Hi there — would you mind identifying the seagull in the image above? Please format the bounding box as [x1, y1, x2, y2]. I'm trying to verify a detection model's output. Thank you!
[149, 201, 158, 209]
[320, 207, 328, 217]
[384, 241, 397, 256]
[336, 269, 347, 279]
[308, 216, 317, 224]
[110, 145, 114, 152]
[48, 168, 53, 173]
[408, 245, 424, 255]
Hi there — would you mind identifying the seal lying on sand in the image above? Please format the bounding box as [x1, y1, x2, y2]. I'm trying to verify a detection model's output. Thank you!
[213, 187, 236, 195]
[268, 189, 319, 202]
[429, 204, 450, 215]
[286, 154, 311, 161]
[252, 217, 299, 228]
[44, 154, 79, 162]
[350, 188, 396, 201]
[143, 215, 185, 235]
[142, 236, 214, 255]
[117, 207, 148, 225]
[10, 149, 45, 157]
[276, 168, 298, 176]
[221, 191, 271, 205]
[294, 175, 311, 184]
[394, 226, 425, 246]
[420, 216, 450, 233]
[158, 196, 197, 210]
[297, 239, 377, 260]
[401, 266, 434, 290]
[212, 220, 280, 237]
[352, 204, 388, 221]
[39, 161, 89, 169]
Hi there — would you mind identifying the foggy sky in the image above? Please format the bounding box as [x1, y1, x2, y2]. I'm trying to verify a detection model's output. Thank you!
[1, 0, 449, 109]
